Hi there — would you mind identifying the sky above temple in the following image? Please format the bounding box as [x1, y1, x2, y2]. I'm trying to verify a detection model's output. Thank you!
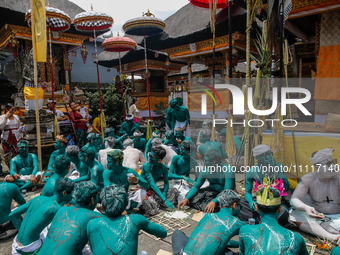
[69, 0, 188, 36]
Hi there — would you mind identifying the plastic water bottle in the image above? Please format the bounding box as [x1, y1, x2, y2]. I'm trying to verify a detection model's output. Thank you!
[140, 251, 147, 255]
[248, 218, 255, 225]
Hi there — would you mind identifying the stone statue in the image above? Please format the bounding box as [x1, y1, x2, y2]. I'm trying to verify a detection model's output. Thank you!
[87, 184, 167, 255]
[103, 150, 148, 212]
[6, 140, 42, 190]
[172, 190, 245, 255]
[9, 178, 75, 255]
[22, 49, 44, 111]
[37, 181, 102, 255]
[239, 187, 309, 255]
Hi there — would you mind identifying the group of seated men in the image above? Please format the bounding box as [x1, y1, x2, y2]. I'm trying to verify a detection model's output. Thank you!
[1, 111, 340, 254]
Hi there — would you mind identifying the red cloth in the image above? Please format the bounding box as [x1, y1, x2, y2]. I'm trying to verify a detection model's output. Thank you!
[69, 111, 87, 130]
[2, 128, 21, 153]
[135, 185, 155, 200]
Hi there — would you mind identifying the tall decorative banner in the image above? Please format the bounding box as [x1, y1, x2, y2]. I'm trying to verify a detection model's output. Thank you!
[30, 0, 47, 62]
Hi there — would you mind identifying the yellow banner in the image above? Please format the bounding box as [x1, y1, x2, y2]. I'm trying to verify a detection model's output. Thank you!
[31, 0, 46, 62]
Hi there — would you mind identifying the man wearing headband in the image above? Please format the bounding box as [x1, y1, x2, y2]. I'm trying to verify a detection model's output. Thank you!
[6, 140, 42, 191]
[238, 144, 289, 226]
[119, 114, 139, 137]
[169, 98, 191, 137]
[122, 138, 146, 172]
[46, 99, 67, 134]
[144, 130, 162, 159]
[87, 184, 167, 254]
[47, 135, 68, 172]
[178, 148, 235, 213]
[290, 148, 340, 244]
[10, 178, 74, 255]
[132, 130, 146, 151]
[239, 186, 309, 255]
[172, 190, 244, 255]
[104, 151, 148, 213]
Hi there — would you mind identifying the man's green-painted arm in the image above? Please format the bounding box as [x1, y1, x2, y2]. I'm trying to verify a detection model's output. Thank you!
[90, 166, 99, 186]
[74, 170, 90, 183]
[128, 169, 148, 188]
[139, 215, 167, 239]
[185, 176, 205, 200]
[47, 152, 56, 171]
[244, 170, 257, 211]
[227, 240, 239, 248]
[168, 157, 183, 180]
[144, 167, 166, 201]
[119, 123, 127, 136]
[31, 154, 39, 176]
[116, 134, 127, 144]
[9, 200, 31, 230]
[9, 158, 17, 176]
[103, 170, 111, 187]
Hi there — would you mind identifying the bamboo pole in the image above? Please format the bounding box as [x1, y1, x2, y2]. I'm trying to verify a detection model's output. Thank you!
[33, 60, 42, 171]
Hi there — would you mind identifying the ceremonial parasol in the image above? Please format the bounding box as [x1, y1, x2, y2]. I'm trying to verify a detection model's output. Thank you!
[102, 35, 136, 119]
[123, 10, 165, 120]
[26, 6, 71, 117]
[73, 6, 113, 112]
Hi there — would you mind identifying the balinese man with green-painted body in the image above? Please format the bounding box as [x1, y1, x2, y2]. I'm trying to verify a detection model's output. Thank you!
[139, 147, 175, 215]
[9, 178, 74, 255]
[0, 183, 26, 240]
[239, 144, 289, 226]
[169, 98, 190, 137]
[37, 181, 102, 255]
[165, 98, 177, 129]
[94, 133, 102, 152]
[196, 120, 221, 148]
[102, 127, 124, 150]
[164, 130, 178, 148]
[172, 190, 245, 255]
[47, 135, 68, 171]
[103, 150, 148, 212]
[178, 148, 235, 213]
[239, 186, 309, 255]
[119, 114, 139, 137]
[132, 130, 147, 151]
[75, 146, 105, 189]
[6, 140, 42, 190]
[66, 145, 89, 179]
[169, 140, 199, 202]
[41, 155, 71, 197]
[88, 184, 167, 255]
[197, 129, 226, 159]
[82, 133, 99, 159]
[144, 130, 162, 159]
[331, 247, 340, 254]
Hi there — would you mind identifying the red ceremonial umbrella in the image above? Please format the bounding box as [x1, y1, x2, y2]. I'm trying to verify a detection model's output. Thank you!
[123, 10, 165, 120]
[189, 0, 233, 116]
[73, 6, 113, 111]
[26, 6, 71, 114]
[102, 36, 136, 119]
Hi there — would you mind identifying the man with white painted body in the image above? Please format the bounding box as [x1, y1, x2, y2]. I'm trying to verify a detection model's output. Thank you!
[290, 148, 340, 244]
[151, 138, 177, 168]
[98, 137, 118, 169]
[122, 139, 146, 171]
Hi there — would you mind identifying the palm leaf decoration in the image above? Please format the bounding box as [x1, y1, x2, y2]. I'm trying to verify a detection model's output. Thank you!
[153, 101, 168, 116]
